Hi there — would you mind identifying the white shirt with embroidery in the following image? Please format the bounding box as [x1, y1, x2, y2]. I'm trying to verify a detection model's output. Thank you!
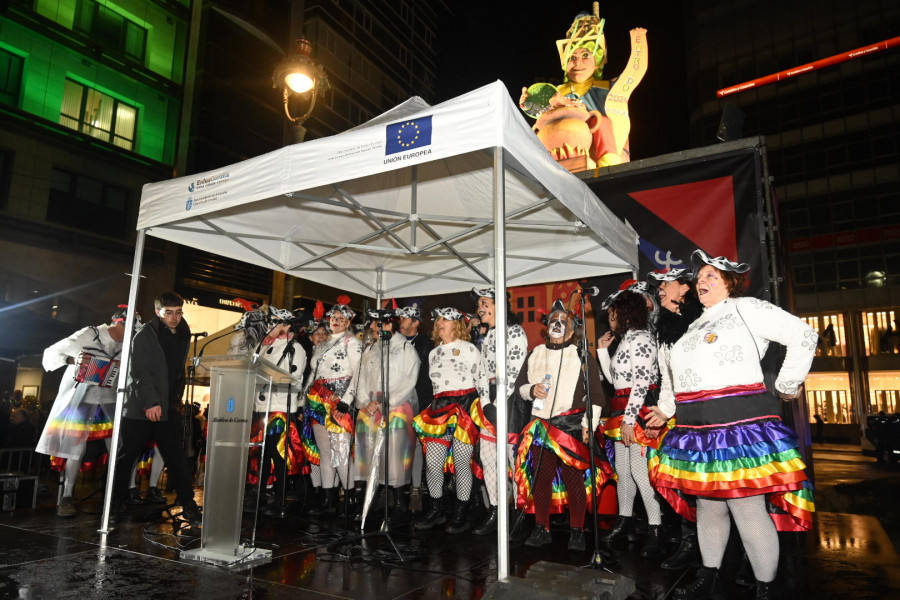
[428, 339, 487, 398]
[355, 333, 420, 410]
[479, 324, 528, 408]
[304, 331, 363, 406]
[657, 297, 818, 418]
[42, 324, 122, 406]
[255, 336, 306, 413]
[598, 329, 658, 426]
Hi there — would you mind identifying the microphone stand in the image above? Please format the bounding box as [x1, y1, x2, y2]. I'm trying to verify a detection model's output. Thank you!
[579, 292, 611, 570]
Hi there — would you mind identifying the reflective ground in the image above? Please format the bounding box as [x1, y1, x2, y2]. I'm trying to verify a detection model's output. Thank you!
[1, 444, 899, 599]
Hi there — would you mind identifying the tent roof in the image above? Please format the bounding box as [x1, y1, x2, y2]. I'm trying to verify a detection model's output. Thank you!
[138, 81, 637, 298]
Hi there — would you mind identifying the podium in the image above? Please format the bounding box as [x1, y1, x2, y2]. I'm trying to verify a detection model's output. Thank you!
[181, 354, 299, 568]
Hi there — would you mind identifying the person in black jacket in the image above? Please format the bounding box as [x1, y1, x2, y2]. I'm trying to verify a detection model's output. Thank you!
[110, 291, 201, 525]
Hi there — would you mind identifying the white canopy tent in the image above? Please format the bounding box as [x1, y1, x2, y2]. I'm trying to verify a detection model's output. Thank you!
[102, 81, 638, 578]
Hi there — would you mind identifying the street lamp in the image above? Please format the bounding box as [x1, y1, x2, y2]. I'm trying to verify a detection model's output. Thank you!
[273, 37, 328, 142]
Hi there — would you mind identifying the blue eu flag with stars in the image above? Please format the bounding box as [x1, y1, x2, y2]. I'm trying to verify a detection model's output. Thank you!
[385, 116, 432, 156]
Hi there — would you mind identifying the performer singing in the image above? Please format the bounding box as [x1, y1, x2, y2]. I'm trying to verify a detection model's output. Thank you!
[354, 315, 420, 515]
[303, 296, 363, 514]
[37, 305, 135, 517]
[514, 301, 609, 551]
[236, 306, 306, 515]
[413, 308, 488, 534]
[396, 303, 434, 513]
[469, 287, 528, 535]
[598, 288, 666, 558]
[647, 268, 704, 570]
[646, 250, 817, 600]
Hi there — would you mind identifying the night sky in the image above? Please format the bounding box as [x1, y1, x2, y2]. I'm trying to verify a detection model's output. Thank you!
[434, 2, 690, 160]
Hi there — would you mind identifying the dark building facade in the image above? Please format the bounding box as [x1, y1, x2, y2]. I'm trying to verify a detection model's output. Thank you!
[684, 0, 900, 440]
[0, 0, 449, 397]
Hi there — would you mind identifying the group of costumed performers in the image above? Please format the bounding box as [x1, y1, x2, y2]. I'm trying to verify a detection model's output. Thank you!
[514, 300, 610, 552]
[303, 297, 364, 514]
[643, 250, 817, 600]
[469, 287, 528, 535]
[597, 285, 666, 558]
[229, 305, 307, 516]
[352, 313, 420, 518]
[36, 305, 136, 517]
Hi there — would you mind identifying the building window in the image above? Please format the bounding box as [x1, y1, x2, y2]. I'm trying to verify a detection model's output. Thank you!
[869, 372, 900, 414]
[801, 313, 845, 357]
[46, 168, 128, 236]
[74, 0, 147, 62]
[862, 309, 900, 356]
[59, 79, 137, 151]
[0, 47, 23, 106]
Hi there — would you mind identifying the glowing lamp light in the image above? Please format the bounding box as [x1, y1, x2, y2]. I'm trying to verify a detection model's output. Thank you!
[273, 37, 329, 142]
[284, 71, 315, 94]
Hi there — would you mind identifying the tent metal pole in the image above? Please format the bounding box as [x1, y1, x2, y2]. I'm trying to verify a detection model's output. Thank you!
[99, 228, 146, 534]
[410, 165, 417, 250]
[493, 146, 509, 581]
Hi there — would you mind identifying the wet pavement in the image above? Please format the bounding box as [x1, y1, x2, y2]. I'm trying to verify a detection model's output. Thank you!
[1, 444, 899, 599]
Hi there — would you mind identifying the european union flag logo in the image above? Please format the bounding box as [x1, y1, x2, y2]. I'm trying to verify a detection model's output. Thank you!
[385, 116, 432, 156]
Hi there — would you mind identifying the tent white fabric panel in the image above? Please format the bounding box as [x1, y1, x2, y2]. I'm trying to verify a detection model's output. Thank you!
[138, 81, 638, 297]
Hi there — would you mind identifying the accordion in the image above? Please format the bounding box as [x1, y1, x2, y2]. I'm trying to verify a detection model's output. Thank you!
[74, 352, 121, 388]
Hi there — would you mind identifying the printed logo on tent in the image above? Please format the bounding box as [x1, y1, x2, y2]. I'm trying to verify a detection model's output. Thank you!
[385, 116, 432, 156]
[185, 197, 193, 211]
[227, 397, 235, 413]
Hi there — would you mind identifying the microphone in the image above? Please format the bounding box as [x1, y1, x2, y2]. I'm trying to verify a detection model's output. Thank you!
[378, 330, 393, 340]
[191, 331, 208, 339]
[577, 286, 601, 297]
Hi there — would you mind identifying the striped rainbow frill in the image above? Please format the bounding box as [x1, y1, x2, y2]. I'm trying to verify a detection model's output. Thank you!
[306, 381, 354, 434]
[514, 416, 615, 515]
[648, 392, 815, 532]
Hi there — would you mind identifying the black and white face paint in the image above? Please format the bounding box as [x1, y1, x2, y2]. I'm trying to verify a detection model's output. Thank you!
[548, 313, 568, 341]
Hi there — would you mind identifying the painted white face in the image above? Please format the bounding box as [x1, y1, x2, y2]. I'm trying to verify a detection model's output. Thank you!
[329, 313, 349, 334]
[477, 297, 495, 327]
[696, 265, 730, 307]
[658, 280, 690, 313]
[547, 312, 569, 341]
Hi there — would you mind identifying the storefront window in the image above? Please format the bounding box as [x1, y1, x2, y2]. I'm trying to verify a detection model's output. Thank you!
[805, 372, 854, 424]
[869, 371, 900, 414]
[861, 309, 900, 355]
[800, 313, 845, 357]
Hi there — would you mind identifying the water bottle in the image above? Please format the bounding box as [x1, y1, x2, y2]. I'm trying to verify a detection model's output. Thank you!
[534, 374, 552, 410]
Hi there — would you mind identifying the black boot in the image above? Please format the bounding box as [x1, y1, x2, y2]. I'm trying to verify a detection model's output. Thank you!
[753, 580, 775, 600]
[567, 527, 586, 551]
[640, 525, 666, 558]
[409, 486, 423, 513]
[392, 486, 409, 515]
[445, 499, 470, 534]
[602, 515, 635, 543]
[525, 524, 552, 547]
[414, 495, 446, 529]
[309, 487, 336, 515]
[472, 505, 498, 535]
[661, 523, 700, 570]
[735, 550, 754, 587]
[673, 566, 718, 600]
